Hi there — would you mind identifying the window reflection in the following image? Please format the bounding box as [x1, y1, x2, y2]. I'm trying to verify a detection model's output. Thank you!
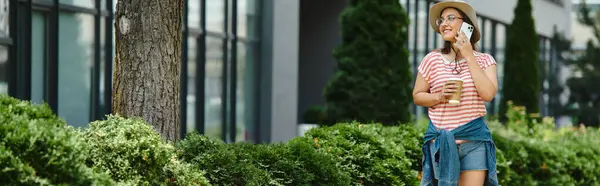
[187, 37, 197, 133]
[205, 36, 224, 139]
[99, 18, 106, 118]
[58, 13, 94, 127]
[235, 0, 260, 142]
[0, 45, 7, 94]
[31, 12, 46, 104]
[188, 0, 202, 29]
[206, 0, 224, 32]
[60, 0, 94, 9]
[0, 0, 9, 38]
[236, 42, 257, 142]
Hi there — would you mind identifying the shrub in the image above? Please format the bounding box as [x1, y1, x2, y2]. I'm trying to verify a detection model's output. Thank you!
[490, 102, 600, 185]
[301, 122, 419, 185]
[0, 94, 114, 185]
[285, 138, 352, 185]
[176, 133, 270, 185]
[500, 0, 541, 121]
[302, 105, 328, 124]
[323, 0, 412, 126]
[81, 115, 209, 186]
[177, 133, 350, 186]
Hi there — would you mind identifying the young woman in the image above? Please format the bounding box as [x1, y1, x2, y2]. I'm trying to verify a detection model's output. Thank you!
[412, 1, 499, 186]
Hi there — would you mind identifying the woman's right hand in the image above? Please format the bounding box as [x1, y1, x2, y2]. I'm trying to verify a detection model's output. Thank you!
[437, 81, 458, 104]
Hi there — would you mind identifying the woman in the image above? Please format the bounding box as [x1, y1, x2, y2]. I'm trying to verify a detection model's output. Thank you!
[412, 1, 499, 186]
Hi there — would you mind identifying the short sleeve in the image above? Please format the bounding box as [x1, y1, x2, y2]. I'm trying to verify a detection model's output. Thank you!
[479, 53, 497, 69]
[417, 52, 438, 83]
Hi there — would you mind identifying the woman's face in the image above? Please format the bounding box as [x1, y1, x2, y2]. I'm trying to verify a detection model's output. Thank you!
[437, 8, 464, 42]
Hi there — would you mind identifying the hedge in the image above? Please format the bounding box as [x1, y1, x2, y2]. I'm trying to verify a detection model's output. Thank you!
[0, 95, 114, 185]
[2, 94, 599, 185]
[0, 95, 209, 186]
[82, 115, 210, 186]
[176, 133, 351, 186]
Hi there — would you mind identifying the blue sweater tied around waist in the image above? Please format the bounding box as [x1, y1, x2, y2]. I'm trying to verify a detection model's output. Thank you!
[419, 117, 498, 186]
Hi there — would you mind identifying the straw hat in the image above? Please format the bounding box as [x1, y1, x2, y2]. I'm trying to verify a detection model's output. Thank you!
[429, 0, 480, 43]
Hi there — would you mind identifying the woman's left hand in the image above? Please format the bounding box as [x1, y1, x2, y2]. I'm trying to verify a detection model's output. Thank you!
[453, 32, 474, 58]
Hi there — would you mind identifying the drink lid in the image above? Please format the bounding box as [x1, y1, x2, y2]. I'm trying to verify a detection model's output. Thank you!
[447, 77, 463, 81]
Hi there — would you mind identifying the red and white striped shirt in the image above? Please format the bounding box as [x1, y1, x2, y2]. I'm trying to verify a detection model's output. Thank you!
[417, 51, 497, 130]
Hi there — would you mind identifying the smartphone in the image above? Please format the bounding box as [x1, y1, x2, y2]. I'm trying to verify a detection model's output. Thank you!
[460, 22, 474, 41]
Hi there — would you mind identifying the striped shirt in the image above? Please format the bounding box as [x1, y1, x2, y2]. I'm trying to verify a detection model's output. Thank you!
[417, 51, 497, 130]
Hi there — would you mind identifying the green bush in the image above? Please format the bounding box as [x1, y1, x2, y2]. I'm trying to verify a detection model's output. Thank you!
[490, 101, 600, 185]
[302, 105, 328, 124]
[177, 133, 350, 186]
[500, 0, 541, 121]
[300, 122, 419, 186]
[323, 0, 412, 126]
[81, 115, 210, 186]
[0, 94, 114, 185]
[4, 94, 599, 185]
[177, 133, 271, 185]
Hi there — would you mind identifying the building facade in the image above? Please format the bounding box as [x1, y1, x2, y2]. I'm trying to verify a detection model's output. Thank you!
[2, 0, 572, 143]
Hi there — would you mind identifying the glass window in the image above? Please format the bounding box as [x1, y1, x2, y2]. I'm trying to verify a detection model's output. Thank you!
[206, 0, 224, 32]
[187, 37, 197, 133]
[238, 0, 248, 38]
[0, 0, 8, 38]
[0, 45, 7, 94]
[188, 0, 202, 29]
[205, 36, 223, 139]
[31, 12, 46, 104]
[98, 18, 106, 118]
[58, 13, 94, 127]
[235, 0, 260, 142]
[102, 0, 116, 11]
[236, 42, 258, 142]
[60, 0, 95, 9]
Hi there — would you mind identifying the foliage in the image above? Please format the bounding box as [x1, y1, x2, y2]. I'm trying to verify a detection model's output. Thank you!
[553, 0, 600, 127]
[323, 0, 412, 126]
[81, 115, 210, 186]
[3, 95, 600, 185]
[300, 123, 420, 186]
[177, 133, 350, 186]
[0, 94, 114, 185]
[546, 27, 571, 119]
[500, 0, 541, 121]
[490, 100, 600, 185]
[302, 105, 328, 124]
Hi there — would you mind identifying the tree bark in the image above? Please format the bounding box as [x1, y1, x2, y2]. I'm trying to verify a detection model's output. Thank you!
[113, 0, 183, 141]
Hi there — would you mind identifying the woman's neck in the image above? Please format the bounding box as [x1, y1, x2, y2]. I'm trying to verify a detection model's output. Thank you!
[447, 47, 463, 61]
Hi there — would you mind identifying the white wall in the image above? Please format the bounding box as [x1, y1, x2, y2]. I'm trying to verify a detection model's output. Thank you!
[464, 0, 572, 37]
[268, 0, 300, 143]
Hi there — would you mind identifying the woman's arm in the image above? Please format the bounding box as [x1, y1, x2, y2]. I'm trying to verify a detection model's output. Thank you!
[455, 32, 498, 102]
[464, 55, 498, 102]
[413, 73, 456, 107]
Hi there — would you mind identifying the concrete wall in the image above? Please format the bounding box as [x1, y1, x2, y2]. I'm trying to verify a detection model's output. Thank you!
[259, 0, 300, 143]
[297, 0, 347, 123]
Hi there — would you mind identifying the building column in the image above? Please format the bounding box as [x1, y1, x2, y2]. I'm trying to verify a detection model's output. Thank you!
[258, 0, 300, 143]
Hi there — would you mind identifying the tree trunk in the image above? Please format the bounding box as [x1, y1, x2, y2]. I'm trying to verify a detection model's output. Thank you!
[112, 0, 183, 141]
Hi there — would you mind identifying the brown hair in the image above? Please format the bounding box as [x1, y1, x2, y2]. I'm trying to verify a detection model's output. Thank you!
[439, 8, 478, 54]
